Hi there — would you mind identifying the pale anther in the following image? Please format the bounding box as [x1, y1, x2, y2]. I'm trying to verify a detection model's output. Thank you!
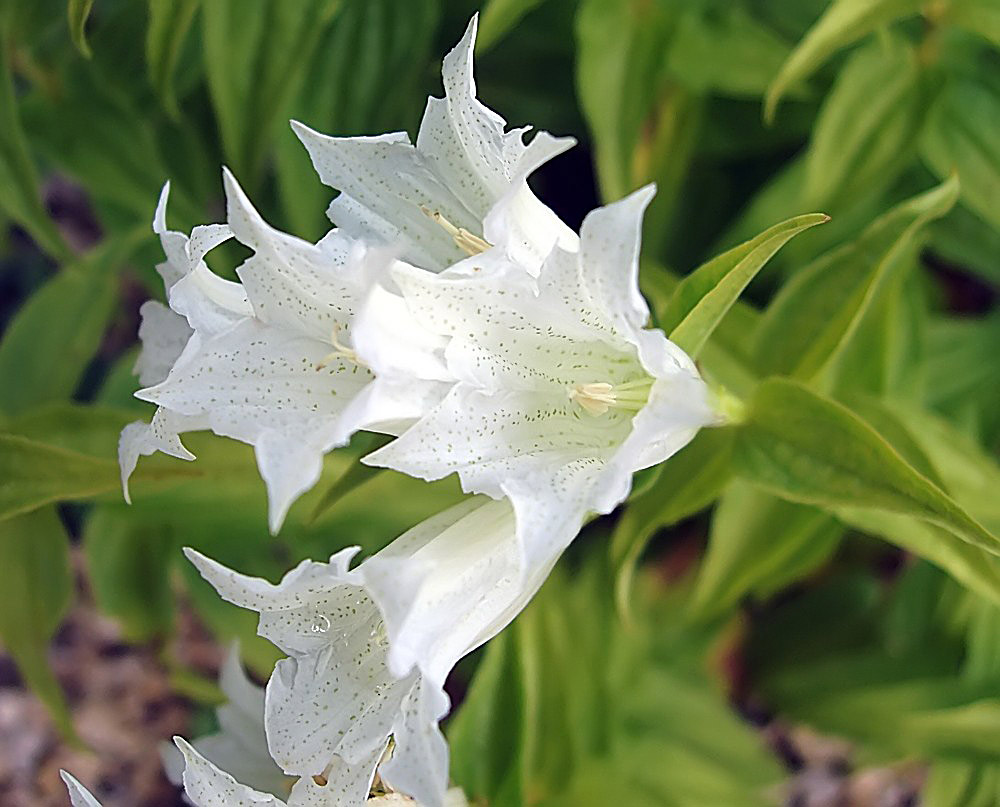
[315, 324, 366, 370]
[569, 378, 653, 417]
[420, 205, 491, 256]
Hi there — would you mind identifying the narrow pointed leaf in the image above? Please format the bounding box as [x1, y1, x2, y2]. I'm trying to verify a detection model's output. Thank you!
[67, 0, 95, 57]
[754, 176, 958, 381]
[0, 32, 69, 261]
[733, 378, 1000, 557]
[664, 213, 828, 358]
[764, 0, 924, 122]
[146, 0, 201, 116]
[0, 508, 77, 740]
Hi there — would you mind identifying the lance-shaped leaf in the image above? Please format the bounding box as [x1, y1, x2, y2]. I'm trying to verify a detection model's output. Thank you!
[0, 30, 69, 261]
[733, 378, 1000, 558]
[921, 75, 1000, 231]
[0, 508, 76, 739]
[610, 428, 734, 619]
[754, 176, 958, 382]
[146, 0, 201, 117]
[764, 0, 924, 122]
[67, 0, 95, 57]
[662, 213, 828, 358]
[0, 433, 195, 522]
[691, 483, 842, 621]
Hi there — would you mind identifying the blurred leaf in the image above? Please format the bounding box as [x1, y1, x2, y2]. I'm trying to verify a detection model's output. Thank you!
[0, 508, 76, 739]
[921, 75, 1000, 231]
[0, 233, 143, 416]
[610, 428, 734, 620]
[201, 0, 343, 185]
[764, 0, 924, 122]
[276, 0, 440, 238]
[0, 432, 196, 522]
[930, 203, 1000, 286]
[665, 5, 793, 98]
[754, 176, 958, 382]
[924, 760, 1000, 807]
[0, 30, 69, 261]
[691, 482, 842, 620]
[803, 36, 933, 207]
[575, 0, 673, 202]
[309, 433, 390, 523]
[663, 212, 828, 357]
[84, 505, 175, 640]
[951, 0, 1000, 48]
[733, 378, 1000, 556]
[145, 0, 200, 116]
[478, 0, 546, 51]
[67, 0, 95, 57]
[449, 630, 526, 806]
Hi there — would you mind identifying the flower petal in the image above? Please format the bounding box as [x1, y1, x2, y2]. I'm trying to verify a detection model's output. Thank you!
[118, 408, 202, 504]
[379, 679, 450, 807]
[577, 184, 656, 335]
[133, 300, 193, 387]
[136, 318, 370, 529]
[223, 169, 359, 343]
[184, 548, 415, 778]
[175, 736, 286, 807]
[60, 772, 104, 807]
[291, 123, 470, 272]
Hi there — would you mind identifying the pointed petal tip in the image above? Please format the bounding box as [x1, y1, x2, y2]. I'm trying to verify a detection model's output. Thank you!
[153, 182, 171, 234]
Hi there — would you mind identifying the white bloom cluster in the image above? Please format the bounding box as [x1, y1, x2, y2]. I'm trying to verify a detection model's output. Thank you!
[69, 13, 719, 807]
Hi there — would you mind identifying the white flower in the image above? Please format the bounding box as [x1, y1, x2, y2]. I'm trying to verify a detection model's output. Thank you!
[120, 174, 379, 532]
[61, 772, 103, 807]
[120, 13, 575, 533]
[161, 645, 295, 799]
[291, 13, 577, 277]
[184, 497, 532, 807]
[353, 186, 719, 569]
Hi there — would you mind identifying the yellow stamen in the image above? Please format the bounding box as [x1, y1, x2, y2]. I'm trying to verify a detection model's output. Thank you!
[315, 324, 366, 371]
[420, 205, 491, 256]
[569, 378, 653, 417]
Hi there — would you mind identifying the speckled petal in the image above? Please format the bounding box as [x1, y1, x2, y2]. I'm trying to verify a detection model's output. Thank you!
[284, 745, 383, 807]
[577, 185, 656, 335]
[60, 772, 105, 807]
[291, 124, 470, 272]
[135, 318, 371, 529]
[184, 549, 414, 778]
[223, 169, 359, 343]
[379, 679, 450, 807]
[133, 300, 192, 387]
[175, 737, 286, 807]
[361, 497, 522, 683]
[118, 408, 204, 504]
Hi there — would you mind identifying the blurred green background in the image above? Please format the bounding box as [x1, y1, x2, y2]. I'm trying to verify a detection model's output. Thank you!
[0, 0, 998, 804]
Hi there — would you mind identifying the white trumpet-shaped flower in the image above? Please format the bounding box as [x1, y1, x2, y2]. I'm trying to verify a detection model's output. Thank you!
[291, 13, 577, 277]
[184, 497, 536, 807]
[353, 186, 720, 569]
[119, 13, 575, 532]
[119, 174, 385, 533]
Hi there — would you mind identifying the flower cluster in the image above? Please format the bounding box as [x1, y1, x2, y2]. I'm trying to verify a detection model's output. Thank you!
[68, 14, 718, 807]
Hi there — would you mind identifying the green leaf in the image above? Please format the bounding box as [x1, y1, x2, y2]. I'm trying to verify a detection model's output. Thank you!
[145, 0, 200, 116]
[0, 432, 195, 522]
[803, 37, 932, 207]
[0, 508, 76, 739]
[924, 761, 1000, 807]
[764, 0, 924, 122]
[754, 176, 958, 382]
[201, 0, 343, 185]
[477, 0, 546, 51]
[611, 428, 734, 620]
[0, 234, 144, 416]
[663, 213, 828, 358]
[733, 378, 1000, 557]
[309, 434, 390, 523]
[691, 483, 842, 620]
[67, 0, 95, 57]
[665, 5, 793, 98]
[84, 505, 176, 640]
[0, 30, 69, 261]
[951, 0, 1000, 48]
[921, 76, 1000, 231]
